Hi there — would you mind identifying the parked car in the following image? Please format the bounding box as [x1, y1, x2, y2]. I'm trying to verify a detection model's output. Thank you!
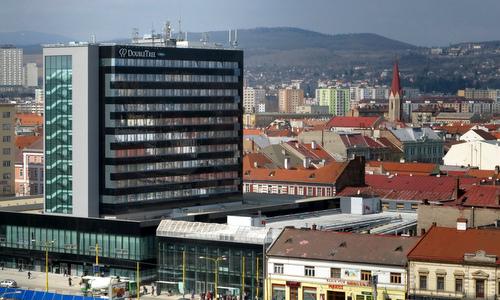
[0, 279, 17, 288]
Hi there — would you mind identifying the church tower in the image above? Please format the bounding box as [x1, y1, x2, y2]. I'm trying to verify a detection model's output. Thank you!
[388, 61, 402, 122]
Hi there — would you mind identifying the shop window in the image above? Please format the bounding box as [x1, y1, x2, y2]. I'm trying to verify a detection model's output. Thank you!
[303, 288, 316, 300]
[361, 270, 372, 281]
[390, 272, 401, 284]
[304, 266, 315, 277]
[272, 285, 285, 300]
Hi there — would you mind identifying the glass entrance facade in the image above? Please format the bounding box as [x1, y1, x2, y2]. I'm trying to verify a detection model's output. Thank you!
[44, 55, 73, 214]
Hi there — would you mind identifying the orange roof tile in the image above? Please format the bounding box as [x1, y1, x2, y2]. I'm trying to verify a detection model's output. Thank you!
[326, 116, 380, 129]
[465, 169, 500, 179]
[408, 226, 500, 265]
[243, 129, 263, 135]
[243, 153, 273, 169]
[15, 135, 42, 150]
[366, 161, 439, 176]
[16, 113, 43, 126]
[457, 185, 500, 208]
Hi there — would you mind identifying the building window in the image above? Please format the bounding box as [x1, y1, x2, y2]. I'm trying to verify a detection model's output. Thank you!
[396, 203, 405, 210]
[455, 278, 463, 293]
[274, 263, 283, 274]
[2, 173, 10, 180]
[303, 288, 316, 300]
[390, 272, 402, 284]
[272, 285, 285, 300]
[419, 275, 427, 290]
[436, 276, 445, 291]
[2, 148, 10, 155]
[2, 136, 11, 142]
[330, 268, 341, 279]
[2, 112, 10, 118]
[361, 270, 372, 281]
[475, 279, 485, 298]
[2, 161, 10, 167]
[2, 124, 10, 130]
[382, 203, 389, 210]
[304, 266, 315, 277]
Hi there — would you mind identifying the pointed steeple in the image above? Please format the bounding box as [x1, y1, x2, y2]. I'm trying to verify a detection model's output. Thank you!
[390, 60, 402, 97]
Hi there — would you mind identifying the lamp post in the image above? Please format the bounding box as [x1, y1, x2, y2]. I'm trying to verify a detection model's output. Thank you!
[32, 239, 55, 291]
[199, 255, 227, 299]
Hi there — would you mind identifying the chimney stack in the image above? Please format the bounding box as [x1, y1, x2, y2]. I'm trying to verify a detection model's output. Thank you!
[311, 141, 317, 150]
[456, 218, 468, 231]
[284, 157, 291, 170]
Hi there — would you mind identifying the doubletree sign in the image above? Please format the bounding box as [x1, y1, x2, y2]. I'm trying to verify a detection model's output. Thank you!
[118, 48, 156, 58]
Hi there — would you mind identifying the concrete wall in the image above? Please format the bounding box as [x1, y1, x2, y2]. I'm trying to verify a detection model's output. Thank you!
[417, 204, 500, 234]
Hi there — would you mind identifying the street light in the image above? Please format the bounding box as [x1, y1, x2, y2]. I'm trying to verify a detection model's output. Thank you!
[199, 255, 227, 299]
[32, 239, 55, 291]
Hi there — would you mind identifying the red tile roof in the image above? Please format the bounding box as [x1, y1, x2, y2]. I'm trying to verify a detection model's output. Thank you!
[302, 143, 336, 162]
[471, 129, 496, 140]
[243, 161, 349, 185]
[339, 133, 386, 149]
[326, 116, 380, 129]
[465, 169, 500, 179]
[243, 129, 263, 135]
[408, 226, 500, 265]
[457, 185, 500, 208]
[366, 161, 439, 176]
[15, 135, 42, 150]
[243, 153, 273, 169]
[433, 124, 472, 135]
[16, 113, 43, 126]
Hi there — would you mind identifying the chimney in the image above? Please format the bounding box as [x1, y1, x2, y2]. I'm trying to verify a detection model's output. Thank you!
[284, 157, 291, 170]
[399, 158, 405, 163]
[303, 157, 311, 169]
[312, 224, 317, 230]
[253, 161, 258, 168]
[311, 141, 317, 150]
[456, 218, 468, 231]
[453, 177, 460, 200]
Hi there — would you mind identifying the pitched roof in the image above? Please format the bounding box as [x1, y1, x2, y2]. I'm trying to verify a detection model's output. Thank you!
[243, 129, 263, 135]
[408, 226, 500, 265]
[338, 133, 387, 149]
[390, 127, 441, 142]
[457, 185, 500, 209]
[15, 135, 42, 150]
[326, 116, 380, 129]
[16, 113, 43, 126]
[390, 61, 402, 97]
[243, 161, 349, 185]
[268, 227, 419, 267]
[433, 124, 473, 135]
[471, 129, 496, 140]
[465, 169, 500, 179]
[366, 161, 439, 176]
[243, 153, 275, 169]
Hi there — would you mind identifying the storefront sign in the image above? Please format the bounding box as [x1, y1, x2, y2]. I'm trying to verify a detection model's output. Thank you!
[286, 281, 301, 288]
[326, 279, 370, 287]
[328, 285, 343, 290]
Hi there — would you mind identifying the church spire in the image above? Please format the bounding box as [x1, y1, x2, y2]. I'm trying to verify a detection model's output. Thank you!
[390, 60, 402, 97]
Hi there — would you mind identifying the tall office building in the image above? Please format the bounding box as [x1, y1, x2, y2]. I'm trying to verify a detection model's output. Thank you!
[278, 87, 304, 113]
[0, 46, 23, 86]
[316, 87, 350, 116]
[44, 43, 243, 218]
[388, 62, 402, 122]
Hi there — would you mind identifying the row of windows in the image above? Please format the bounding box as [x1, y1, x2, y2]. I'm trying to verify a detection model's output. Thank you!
[0, 225, 155, 260]
[111, 102, 239, 113]
[112, 130, 238, 143]
[102, 58, 238, 69]
[111, 171, 238, 189]
[407, 145, 442, 156]
[109, 116, 238, 128]
[417, 273, 497, 298]
[245, 184, 333, 197]
[110, 73, 238, 83]
[110, 157, 239, 174]
[114, 172, 238, 188]
[111, 144, 239, 158]
[273, 264, 402, 284]
[102, 184, 238, 204]
[107, 88, 238, 97]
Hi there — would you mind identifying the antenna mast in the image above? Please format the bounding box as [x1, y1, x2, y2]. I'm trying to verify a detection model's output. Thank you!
[132, 28, 139, 44]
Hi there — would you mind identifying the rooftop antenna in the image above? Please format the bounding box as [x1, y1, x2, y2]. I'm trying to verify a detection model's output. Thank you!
[178, 18, 183, 41]
[233, 29, 238, 47]
[228, 29, 232, 47]
[90, 34, 96, 44]
[132, 28, 139, 43]
[151, 23, 156, 46]
[163, 21, 172, 43]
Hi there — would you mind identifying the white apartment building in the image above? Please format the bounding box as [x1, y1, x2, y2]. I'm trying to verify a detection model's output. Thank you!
[0, 46, 23, 86]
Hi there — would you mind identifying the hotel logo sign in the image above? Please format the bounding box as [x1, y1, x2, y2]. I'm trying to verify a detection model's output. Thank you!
[118, 48, 156, 58]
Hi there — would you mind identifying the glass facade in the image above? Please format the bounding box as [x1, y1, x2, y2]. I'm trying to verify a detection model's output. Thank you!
[99, 46, 243, 213]
[158, 239, 263, 299]
[45, 55, 73, 214]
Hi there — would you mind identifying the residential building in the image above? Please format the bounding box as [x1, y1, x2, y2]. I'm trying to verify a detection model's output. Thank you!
[434, 112, 478, 124]
[324, 116, 382, 136]
[266, 227, 419, 300]
[43, 43, 243, 218]
[0, 103, 15, 195]
[24, 63, 38, 87]
[381, 128, 444, 163]
[408, 226, 500, 299]
[243, 156, 365, 197]
[243, 87, 266, 113]
[388, 62, 402, 122]
[316, 88, 351, 116]
[295, 105, 330, 114]
[156, 219, 273, 299]
[443, 140, 500, 169]
[14, 136, 43, 196]
[458, 128, 497, 142]
[462, 88, 500, 101]
[279, 88, 304, 113]
[365, 161, 440, 176]
[0, 46, 23, 86]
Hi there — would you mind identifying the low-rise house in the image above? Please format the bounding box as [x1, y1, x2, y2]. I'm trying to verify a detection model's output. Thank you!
[325, 116, 382, 137]
[266, 227, 419, 300]
[381, 128, 444, 164]
[407, 225, 500, 299]
[443, 140, 500, 170]
[434, 112, 479, 124]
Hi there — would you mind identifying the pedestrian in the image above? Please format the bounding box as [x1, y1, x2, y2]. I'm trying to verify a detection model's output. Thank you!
[151, 285, 155, 296]
[27, 271, 31, 279]
[68, 277, 72, 286]
[63, 269, 67, 277]
[191, 290, 195, 300]
[143, 286, 148, 295]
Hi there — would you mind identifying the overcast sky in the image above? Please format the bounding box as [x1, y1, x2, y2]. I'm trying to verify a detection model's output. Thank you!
[2, 0, 500, 46]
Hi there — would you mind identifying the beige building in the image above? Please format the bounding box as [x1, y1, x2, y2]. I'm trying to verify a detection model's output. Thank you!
[408, 225, 500, 300]
[0, 103, 15, 195]
[279, 88, 304, 113]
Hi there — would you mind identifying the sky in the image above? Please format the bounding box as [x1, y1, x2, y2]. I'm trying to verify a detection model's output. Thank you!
[2, 0, 500, 46]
